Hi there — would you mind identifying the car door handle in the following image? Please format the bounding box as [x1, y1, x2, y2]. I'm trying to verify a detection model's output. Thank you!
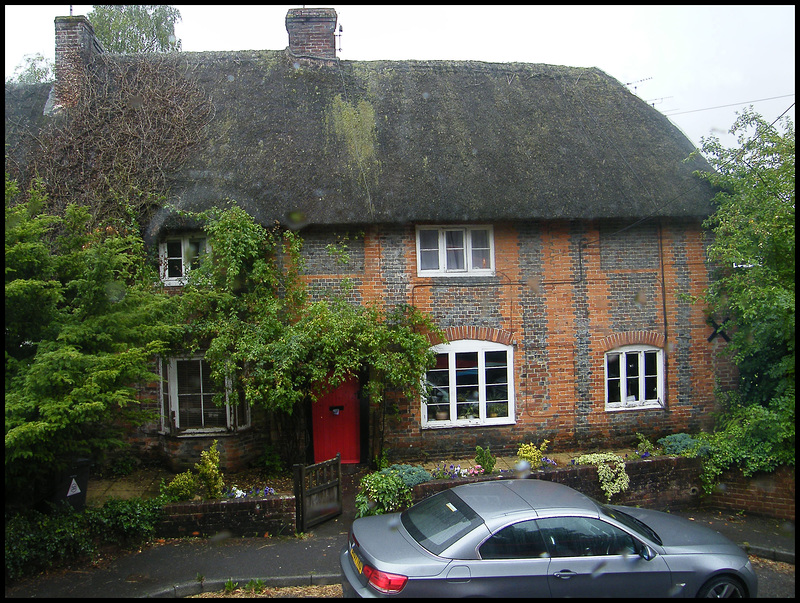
[553, 569, 578, 579]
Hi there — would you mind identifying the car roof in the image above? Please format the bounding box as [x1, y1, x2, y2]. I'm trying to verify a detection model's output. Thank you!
[450, 479, 601, 519]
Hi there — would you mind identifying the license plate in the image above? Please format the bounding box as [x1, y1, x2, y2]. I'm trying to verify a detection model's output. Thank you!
[349, 545, 364, 574]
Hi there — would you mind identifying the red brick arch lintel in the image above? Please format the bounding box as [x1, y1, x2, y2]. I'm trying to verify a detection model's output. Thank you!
[600, 331, 665, 351]
[427, 326, 516, 347]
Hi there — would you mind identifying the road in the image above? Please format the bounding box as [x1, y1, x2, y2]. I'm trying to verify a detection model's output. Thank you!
[196, 556, 794, 598]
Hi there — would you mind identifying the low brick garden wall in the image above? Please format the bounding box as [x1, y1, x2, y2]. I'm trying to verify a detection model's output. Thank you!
[412, 456, 704, 507]
[152, 457, 793, 539]
[706, 464, 795, 521]
[157, 494, 296, 538]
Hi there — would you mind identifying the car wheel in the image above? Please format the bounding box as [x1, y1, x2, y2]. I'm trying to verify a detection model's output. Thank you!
[697, 575, 746, 598]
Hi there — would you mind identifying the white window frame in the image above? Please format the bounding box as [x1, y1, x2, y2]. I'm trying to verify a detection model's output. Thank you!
[422, 339, 515, 428]
[159, 356, 250, 434]
[416, 225, 495, 276]
[158, 234, 209, 286]
[604, 344, 664, 411]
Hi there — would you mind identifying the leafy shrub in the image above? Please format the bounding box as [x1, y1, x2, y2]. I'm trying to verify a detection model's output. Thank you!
[517, 440, 550, 468]
[574, 453, 630, 502]
[5, 504, 95, 581]
[355, 471, 412, 518]
[657, 433, 709, 457]
[88, 497, 164, 544]
[5, 496, 164, 581]
[160, 470, 199, 502]
[634, 432, 659, 457]
[159, 441, 226, 501]
[258, 445, 284, 477]
[380, 464, 431, 488]
[195, 440, 224, 499]
[373, 448, 390, 470]
[474, 446, 497, 474]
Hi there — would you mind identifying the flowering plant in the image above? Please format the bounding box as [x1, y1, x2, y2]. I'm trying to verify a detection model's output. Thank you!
[224, 485, 276, 499]
[431, 462, 462, 480]
[466, 464, 484, 477]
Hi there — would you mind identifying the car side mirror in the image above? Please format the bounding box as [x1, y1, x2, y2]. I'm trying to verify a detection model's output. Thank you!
[639, 544, 657, 561]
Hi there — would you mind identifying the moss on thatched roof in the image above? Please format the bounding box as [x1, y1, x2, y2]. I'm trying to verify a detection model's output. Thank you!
[6, 49, 714, 235]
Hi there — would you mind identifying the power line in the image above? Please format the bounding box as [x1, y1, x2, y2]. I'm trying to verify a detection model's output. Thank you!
[664, 94, 795, 116]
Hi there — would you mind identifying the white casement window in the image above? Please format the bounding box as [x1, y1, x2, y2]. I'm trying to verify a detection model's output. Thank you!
[159, 235, 209, 285]
[604, 345, 664, 411]
[160, 356, 249, 433]
[422, 340, 514, 428]
[416, 226, 494, 276]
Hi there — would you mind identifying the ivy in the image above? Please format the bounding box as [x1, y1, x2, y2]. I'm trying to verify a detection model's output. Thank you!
[574, 453, 630, 502]
[174, 205, 442, 463]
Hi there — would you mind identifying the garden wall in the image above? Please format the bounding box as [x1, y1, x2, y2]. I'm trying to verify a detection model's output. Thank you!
[157, 495, 296, 538]
[706, 464, 794, 521]
[412, 456, 704, 508]
[152, 458, 793, 540]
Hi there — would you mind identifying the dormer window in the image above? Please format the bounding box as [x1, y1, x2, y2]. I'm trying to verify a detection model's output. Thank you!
[416, 226, 494, 276]
[159, 235, 208, 285]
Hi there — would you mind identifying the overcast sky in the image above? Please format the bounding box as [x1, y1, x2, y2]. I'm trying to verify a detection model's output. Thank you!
[5, 4, 795, 149]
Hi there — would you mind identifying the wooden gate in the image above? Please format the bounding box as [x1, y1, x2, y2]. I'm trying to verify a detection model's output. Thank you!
[293, 453, 342, 532]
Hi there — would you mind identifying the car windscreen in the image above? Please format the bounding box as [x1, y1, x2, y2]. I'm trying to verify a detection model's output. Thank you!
[401, 488, 484, 556]
[600, 505, 663, 545]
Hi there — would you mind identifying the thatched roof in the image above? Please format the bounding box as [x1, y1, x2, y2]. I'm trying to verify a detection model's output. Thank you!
[6, 49, 715, 235]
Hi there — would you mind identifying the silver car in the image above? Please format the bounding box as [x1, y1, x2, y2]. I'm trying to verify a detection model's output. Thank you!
[340, 479, 757, 597]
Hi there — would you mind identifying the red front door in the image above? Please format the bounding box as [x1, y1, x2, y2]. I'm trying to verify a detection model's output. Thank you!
[311, 376, 361, 464]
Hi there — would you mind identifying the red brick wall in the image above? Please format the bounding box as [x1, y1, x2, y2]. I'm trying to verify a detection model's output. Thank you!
[133, 217, 735, 470]
[302, 220, 733, 462]
[706, 465, 795, 521]
[285, 8, 337, 59]
[158, 495, 296, 538]
[413, 456, 704, 509]
[53, 16, 103, 109]
[412, 457, 793, 521]
[125, 363, 268, 473]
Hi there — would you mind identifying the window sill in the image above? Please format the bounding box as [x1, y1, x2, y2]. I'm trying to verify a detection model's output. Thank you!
[423, 418, 515, 429]
[170, 428, 249, 437]
[605, 402, 664, 412]
[417, 271, 496, 278]
[161, 278, 188, 287]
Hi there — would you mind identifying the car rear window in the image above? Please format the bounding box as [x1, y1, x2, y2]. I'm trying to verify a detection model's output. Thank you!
[401, 489, 484, 556]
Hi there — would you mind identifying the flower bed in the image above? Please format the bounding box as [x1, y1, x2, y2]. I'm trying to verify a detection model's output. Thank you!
[412, 455, 705, 509]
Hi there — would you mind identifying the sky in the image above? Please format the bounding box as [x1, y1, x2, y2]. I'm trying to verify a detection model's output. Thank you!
[5, 5, 795, 150]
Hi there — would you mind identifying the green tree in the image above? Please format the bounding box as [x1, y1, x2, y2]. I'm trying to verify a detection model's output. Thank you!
[87, 5, 182, 53]
[178, 205, 441, 462]
[693, 108, 795, 485]
[5, 175, 181, 506]
[6, 53, 54, 84]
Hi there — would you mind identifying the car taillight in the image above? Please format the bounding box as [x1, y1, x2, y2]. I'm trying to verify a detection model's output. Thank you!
[362, 564, 408, 594]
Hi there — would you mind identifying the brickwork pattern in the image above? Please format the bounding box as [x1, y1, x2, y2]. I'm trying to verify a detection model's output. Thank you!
[413, 456, 704, 509]
[707, 465, 795, 521]
[285, 8, 337, 59]
[158, 495, 296, 538]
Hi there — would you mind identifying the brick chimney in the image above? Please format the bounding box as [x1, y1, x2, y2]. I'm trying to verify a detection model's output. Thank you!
[285, 8, 338, 59]
[48, 15, 104, 113]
